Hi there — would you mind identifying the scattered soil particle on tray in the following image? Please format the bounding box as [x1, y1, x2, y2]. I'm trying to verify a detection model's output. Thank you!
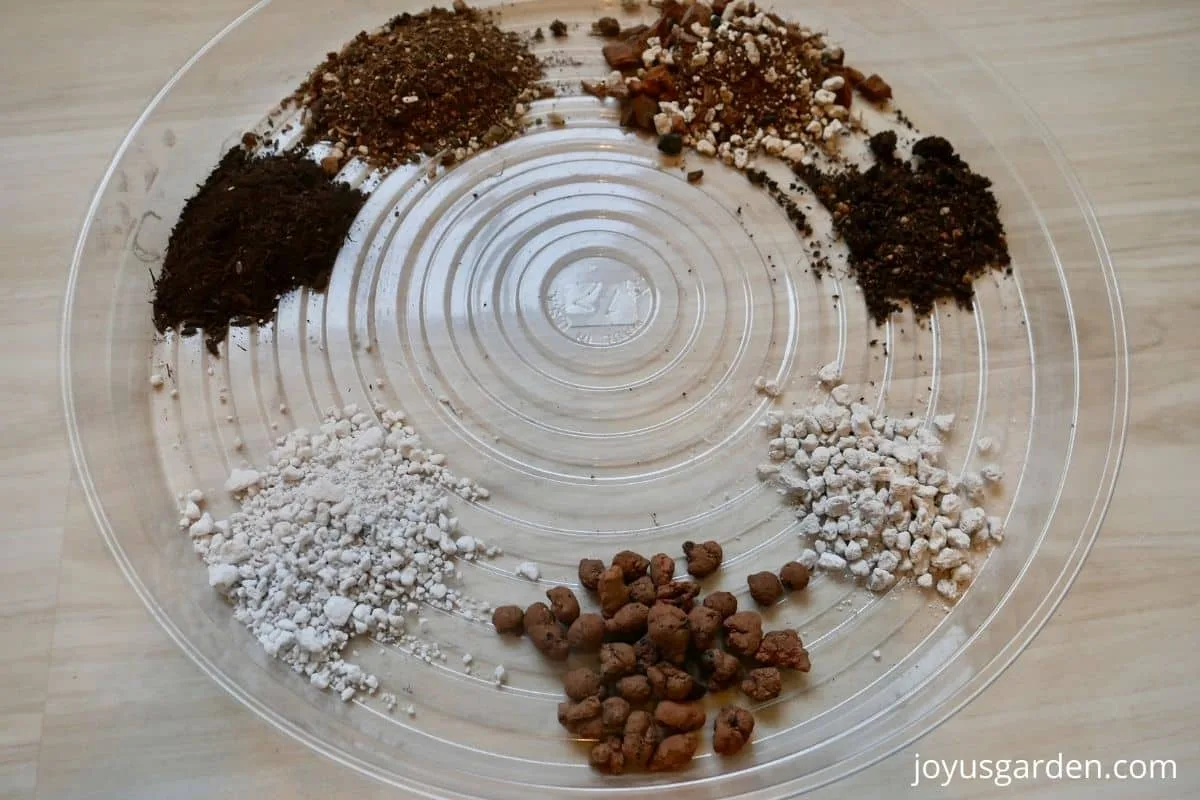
[745, 167, 810, 235]
[295, 6, 545, 167]
[797, 131, 1011, 322]
[592, 16, 621, 37]
[152, 147, 365, 356]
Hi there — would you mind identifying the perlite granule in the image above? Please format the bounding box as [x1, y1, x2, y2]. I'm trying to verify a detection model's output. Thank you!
[184, 404, 494, 701]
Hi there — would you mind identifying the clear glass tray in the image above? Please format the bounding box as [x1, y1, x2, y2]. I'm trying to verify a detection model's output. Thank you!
[62, 0, 1128, 796]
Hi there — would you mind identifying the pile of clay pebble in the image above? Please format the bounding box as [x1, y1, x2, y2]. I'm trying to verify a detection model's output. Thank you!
[179, 404, 493, 703]
[756, 364, 1005, 600]
[492, 543, 813, 773]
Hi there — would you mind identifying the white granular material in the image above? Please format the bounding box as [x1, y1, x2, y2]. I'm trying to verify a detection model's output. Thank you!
[184, 404, 492, 702]
[753, 376, 782, 398]
[757, 386, 1003, 596]
[515, 561, 541, 581]
[816, 361, 842, 385]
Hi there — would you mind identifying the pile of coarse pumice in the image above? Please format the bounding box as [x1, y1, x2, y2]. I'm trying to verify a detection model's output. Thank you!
[757, 365, 1006, 602]
[492, 542, 814, 773]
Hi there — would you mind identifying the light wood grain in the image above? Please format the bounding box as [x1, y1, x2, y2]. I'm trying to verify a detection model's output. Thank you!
[2, 0, 1198, 798]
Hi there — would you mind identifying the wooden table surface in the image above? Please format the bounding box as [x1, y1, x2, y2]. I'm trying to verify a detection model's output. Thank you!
[2, 0, 1197, 797]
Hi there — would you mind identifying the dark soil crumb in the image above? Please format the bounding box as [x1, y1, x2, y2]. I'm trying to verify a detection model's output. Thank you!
[592, 16, 621, 37]
[746, 168, 811, 235]
[798, 132, 1011, 322]
[152, 148, 365, 356]
[657, 133, 683, 156]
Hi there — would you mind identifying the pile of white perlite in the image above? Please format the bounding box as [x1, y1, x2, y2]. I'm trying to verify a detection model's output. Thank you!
[756, 364, 1004, 600]
[180, 404, 496, 702]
